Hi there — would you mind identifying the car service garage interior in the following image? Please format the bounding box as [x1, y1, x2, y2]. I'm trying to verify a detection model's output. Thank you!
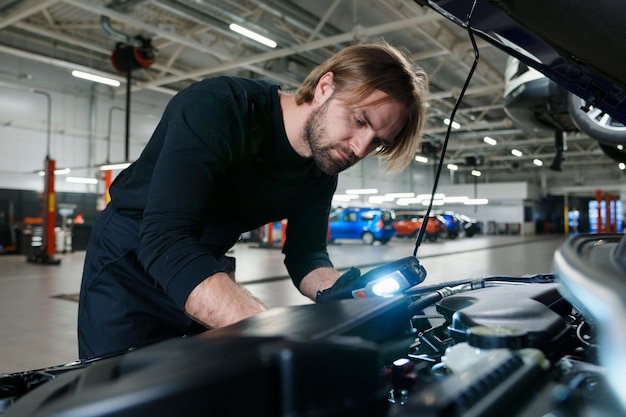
[0, 1, 625, 416]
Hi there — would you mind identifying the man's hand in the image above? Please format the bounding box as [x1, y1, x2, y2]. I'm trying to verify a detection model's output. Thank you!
[315, 267, 362, 303]
[184, 272, 267, 328]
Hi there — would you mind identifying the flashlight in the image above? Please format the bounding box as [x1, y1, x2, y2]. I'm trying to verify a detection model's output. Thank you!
[316, 256, 427, 303]
[351, 256, 427, 298]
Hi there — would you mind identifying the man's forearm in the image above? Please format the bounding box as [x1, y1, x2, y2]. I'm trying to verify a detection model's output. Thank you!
[299, 267, 341, 301]
[184, 272, 267, 328]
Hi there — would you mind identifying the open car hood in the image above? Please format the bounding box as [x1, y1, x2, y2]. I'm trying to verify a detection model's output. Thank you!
[415, 0, 626, 125]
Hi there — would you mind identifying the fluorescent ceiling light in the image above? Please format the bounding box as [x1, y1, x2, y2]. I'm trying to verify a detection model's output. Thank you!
[416, 193, 445, 200]
[395, 198, 421, 205]
[345, 188, 378, 195]
[72, 70, 121, 87]
[37, 168, 70, 176]
[369, 195, 394, 203]
[414, 155, 428, 163]
[444, 196, 469, 203]
[533, 159, 543, 166]
[471, 169, 481, 177]
[229, 23, 277, 48]
[66, 176, 98, 184]
[447, 163, 459, 171]
[483, 136, 497, 145]
[511, 149, 523, 157]
[385, 192, 415, 198]
[422, 200, 444, 206]
[465, 198, 489, 205]
[99, 162, 131, 171]
[443, 118, 460, 129]
[368, 196, 390, 204]
[332, 194, 359, 202]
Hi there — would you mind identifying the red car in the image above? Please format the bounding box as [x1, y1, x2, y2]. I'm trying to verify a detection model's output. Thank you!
[394, 211, 445, 241]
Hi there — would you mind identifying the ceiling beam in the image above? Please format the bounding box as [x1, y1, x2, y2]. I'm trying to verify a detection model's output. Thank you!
[0, 0, 62, 30]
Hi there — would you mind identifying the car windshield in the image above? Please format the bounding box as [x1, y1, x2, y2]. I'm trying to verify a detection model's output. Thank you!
[382, 211, 395, 221]
[361, 211, 376, 221]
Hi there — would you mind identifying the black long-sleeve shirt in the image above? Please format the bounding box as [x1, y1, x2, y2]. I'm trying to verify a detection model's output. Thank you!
[109, 77, 337, 308]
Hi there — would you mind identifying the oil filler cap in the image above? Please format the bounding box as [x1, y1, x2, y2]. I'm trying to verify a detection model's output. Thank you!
[467, 325, 528, 350]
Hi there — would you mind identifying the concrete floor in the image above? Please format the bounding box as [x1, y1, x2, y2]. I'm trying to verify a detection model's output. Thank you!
[0, 233, 567, 374]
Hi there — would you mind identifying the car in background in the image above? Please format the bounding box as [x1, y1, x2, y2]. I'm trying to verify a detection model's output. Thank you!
[436, 212, 482, 238]
[436, 212, 461, 239]
[455, 213, 482, 237]
[394, 210, 445, 241]
[328, 207, 395, 245]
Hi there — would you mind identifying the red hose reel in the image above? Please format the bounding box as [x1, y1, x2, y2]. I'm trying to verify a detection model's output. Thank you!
[111, 35, 156, 73]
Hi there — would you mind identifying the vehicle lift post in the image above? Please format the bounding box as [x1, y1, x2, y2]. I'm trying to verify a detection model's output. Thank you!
[28, 157, 61, 265]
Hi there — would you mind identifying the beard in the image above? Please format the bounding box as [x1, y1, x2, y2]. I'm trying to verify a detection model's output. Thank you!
[302, 99, 359, 175]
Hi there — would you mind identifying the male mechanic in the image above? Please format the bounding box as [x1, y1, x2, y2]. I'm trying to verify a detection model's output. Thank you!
[78, 42, 429, 359]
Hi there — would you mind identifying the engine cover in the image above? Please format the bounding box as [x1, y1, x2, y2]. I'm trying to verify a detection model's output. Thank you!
[436, 283, 572, 357]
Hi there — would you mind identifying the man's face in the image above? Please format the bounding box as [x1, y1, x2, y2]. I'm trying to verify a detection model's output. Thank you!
[302, 89, 407, 175]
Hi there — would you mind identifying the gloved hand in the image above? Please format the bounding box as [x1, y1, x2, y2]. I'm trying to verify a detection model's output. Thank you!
[316, 267, 362, 303]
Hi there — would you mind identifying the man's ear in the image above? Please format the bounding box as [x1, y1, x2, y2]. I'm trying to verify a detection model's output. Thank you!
[313, 71, 335, 105]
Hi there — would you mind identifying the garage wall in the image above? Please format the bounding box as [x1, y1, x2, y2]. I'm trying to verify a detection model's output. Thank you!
[0, 57, 167, 194]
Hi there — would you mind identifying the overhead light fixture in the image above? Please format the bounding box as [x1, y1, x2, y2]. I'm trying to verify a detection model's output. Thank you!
[414, 155, 428, 163]
[465, 198, 489, 205]
[332, 194, 359, 202]
[444, 196, 469, 203]
[421, 199, 444, 206]
[619, 162, 625, 170]
[447, 163, 459, 171]
[229, 23, 277, 48]
[385, 192, 415, 199]
[345, 188, 378, 195]
[37, 167, 71, 176]
[511, 149, 523, 157]
[72, 70, 121, 87]
[66, 176, 98, 184]
[443, 118, 461, 129]
[395, 197, 423, 206]
[369, 195, 394, 204]
[471, 169, 481, 177]
[417, 193, 445, 200]
[483, 136, 497, 145]
[533, 159, 543, 166]
[99, 162, 131, 171]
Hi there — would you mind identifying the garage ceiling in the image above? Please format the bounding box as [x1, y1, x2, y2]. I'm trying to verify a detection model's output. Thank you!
[0, 0, 623, 185]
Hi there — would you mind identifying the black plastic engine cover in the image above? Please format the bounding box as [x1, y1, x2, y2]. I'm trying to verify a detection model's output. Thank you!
[5, 335, 391, 417]
[436, 283, 572, 355]
[5, 297, 412, 417]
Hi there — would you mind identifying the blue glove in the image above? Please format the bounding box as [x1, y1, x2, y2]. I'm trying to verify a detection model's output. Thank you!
[316, 267, 362, 303]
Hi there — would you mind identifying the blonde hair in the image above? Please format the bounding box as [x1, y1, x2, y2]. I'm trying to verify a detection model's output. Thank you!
[295, 42, 429, 171]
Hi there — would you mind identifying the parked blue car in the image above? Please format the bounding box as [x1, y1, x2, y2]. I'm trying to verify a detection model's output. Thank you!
[328, 208, 396, 245]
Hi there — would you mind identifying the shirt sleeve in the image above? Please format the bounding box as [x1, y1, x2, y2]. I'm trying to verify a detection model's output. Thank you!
[137, 90, 244, 309]
[282, 175, 338, 288]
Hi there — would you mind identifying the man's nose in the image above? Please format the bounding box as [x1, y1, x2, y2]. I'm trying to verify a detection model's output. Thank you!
[350, 132, 375, 158]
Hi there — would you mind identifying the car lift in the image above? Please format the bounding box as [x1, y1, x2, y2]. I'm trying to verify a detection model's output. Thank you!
[27, 157, 60, 265]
